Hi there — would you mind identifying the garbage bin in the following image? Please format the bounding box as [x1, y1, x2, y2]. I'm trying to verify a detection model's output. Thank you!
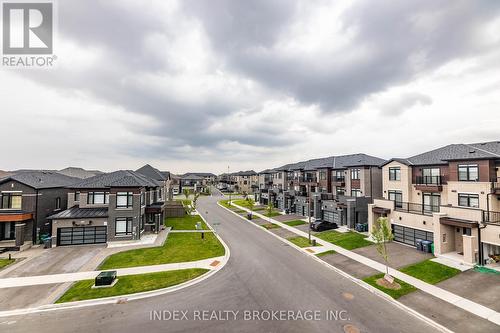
[430, 243, 435, 255]
[415, 239, 423, 251]
[247, 212, 252, 220]
[363, 223, 369, 232]
[43, 237, 52, 249]
[422, 240, 433, 253]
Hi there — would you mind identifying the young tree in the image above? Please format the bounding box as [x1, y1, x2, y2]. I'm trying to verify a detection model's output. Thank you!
[183, 188, 191, 200]
[192, 192, 200, 210]
[371, 217, 394, 281]
[267, 199, 274, 217]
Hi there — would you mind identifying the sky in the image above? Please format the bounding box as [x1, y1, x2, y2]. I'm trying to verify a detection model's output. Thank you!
[1, 0, 500, 174]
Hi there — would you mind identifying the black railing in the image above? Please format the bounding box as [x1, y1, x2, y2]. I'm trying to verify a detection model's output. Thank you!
[395, 202, 440, 216]
[415, 176, 444, 185]
[483, 211, 500, 223]
[333, 176, 345, 182]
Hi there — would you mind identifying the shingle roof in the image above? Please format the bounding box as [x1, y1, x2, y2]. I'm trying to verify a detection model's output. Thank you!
[232, 170, 257, 176]
[136, 164, 167, 181]
[48, 206, 108, 220]
[264, 153, 385, 172]
[68, 170, 159, 189]
[57, 167, 103, 179]
[404, 141, 500, 166]
[0, 171, 80, 189]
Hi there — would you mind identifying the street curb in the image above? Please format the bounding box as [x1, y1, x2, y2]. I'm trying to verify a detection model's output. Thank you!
[217, 202, 453, 333]
[0, 210, 231, 318]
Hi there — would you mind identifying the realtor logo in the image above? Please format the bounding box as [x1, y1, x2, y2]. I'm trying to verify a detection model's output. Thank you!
[2, 2, 53, 54]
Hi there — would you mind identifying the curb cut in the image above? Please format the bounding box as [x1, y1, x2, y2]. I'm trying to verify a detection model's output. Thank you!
[217, 202, 453, 333]
[0, 209, 231, 318]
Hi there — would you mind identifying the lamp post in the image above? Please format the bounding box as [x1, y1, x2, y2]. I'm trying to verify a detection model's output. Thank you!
[307, 198, 312, 244]
[228, 165, 231, 205]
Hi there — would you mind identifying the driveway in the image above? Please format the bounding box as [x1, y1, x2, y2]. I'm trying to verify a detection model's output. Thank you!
[352, 241, 433, 269]
[0, 245, 105, 310]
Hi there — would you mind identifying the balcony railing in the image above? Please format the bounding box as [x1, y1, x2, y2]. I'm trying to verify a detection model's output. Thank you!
[415, 176, 444, 185]
[483, 211, 500, 224]
[333, 176, 345, 182]
[395, 202, 440, 216]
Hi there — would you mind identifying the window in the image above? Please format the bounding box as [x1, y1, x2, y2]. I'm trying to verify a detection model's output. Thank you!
[458, 193, 479, 208]
[74, 192, 80, 202]
[115, 217, 133, 236]
[388, 190, 403, 208]
[1, 192, 22, 209]
[87, 192, 109, 205]
[351, 189, 362, 197]
[423, 193, 440, 212]
[334, 170, 344, 181]
[140, 192, 145, 206]
[421, 168, 440, 184]
[116, 192, 133, 208]
[336, 187, 345, 196]
[351, 169, 360, 180]
[55, 197, 61, 210]
[458, 164, 479, 181]
[462, 227, 471, 236]
[389, 167, 401, 181]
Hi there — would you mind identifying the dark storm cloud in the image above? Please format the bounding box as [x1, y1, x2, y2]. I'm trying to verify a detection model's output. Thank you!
[14, 0, 500, 162]
[183, 0, 500, 111]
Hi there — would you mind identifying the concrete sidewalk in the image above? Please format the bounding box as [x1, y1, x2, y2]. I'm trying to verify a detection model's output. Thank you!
[0, 256, 225, 289]
[231, 202, 500, 327]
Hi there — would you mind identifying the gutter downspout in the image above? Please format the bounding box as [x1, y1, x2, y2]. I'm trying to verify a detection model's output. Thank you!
[33, 189, 39, 244]
[479, 191, 493, 265]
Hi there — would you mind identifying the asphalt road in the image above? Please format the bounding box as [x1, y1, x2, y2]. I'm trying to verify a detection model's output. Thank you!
[2, 193, 440, 333]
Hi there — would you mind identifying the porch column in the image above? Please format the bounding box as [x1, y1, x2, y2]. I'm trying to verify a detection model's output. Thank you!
[432, 213, 447, 255]
[15, 223, 26, 247]
[462, 235, 477, 264]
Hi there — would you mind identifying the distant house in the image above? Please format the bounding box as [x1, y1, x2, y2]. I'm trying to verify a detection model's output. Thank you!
[179, 172, 216, 192]
[0, 170, 12, 179]
[57, 167, 103, 179]
[0, 171, 79, 250]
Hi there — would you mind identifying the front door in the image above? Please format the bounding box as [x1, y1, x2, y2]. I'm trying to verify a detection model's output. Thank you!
[455, 227, 464, 254]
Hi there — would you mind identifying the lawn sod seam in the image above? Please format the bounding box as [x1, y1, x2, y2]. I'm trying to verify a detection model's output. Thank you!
[164, 214, 209, 230]
[283, 220, 307, 227]
[363, 273, 417, 299]
[315, 230, 372, 250]
[99, 232, 225, 270]
[399, 259, 461, 284]
[56, 268, 209, 303]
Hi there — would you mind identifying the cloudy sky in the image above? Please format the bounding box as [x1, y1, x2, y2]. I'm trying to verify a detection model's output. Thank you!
[1, 0, 500, 174]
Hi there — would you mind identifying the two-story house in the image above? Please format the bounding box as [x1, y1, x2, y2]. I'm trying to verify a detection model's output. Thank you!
[258, 169, 274, 205]
[48, 170, 164, 246]
[369, 142, 500, 266]
[0, 171, 78, 250]
[232, 170, 258, 194]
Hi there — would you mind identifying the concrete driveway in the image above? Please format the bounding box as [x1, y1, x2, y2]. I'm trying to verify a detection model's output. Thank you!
[0, 245, 104, 310]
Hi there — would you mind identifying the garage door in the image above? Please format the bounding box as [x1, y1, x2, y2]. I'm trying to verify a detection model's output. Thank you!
[392, 224, 433, 246]
[57, 226, 107, 246]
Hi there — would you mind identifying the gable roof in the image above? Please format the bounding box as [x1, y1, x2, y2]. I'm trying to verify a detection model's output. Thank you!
[136, 164, 167, 181]
[265, 153, 385, 172]
[48, 206, 108, 220]
[397, 141, 500, 166]
[69, 170, 160, 189]
[0, 171, 80, 189]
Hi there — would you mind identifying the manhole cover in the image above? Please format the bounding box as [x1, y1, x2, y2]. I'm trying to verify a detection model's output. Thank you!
[343, 324, 360, 333]
[342, 292, 354, 300]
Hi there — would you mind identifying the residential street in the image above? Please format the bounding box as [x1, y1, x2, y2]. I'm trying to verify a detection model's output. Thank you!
[2, 193, 439, 333]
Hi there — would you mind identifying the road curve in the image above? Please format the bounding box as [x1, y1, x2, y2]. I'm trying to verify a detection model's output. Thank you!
[2, 193, 439, 333]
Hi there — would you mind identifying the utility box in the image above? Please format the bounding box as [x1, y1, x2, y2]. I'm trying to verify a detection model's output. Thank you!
[95, 271, 117, 286]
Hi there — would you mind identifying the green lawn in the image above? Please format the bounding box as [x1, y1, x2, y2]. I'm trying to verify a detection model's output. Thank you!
[164, 215, 208, 230]
[99, 233, 225, 269]
[0, 258, 15, 269]
[253, 207, 267, 211]
[263, 211, 281, 217]
[363, 273, 417, 299]
[316, 250, 336, 257]
[261, 223, 280, 230]
[284, 220, 306, 227]
[231, 199, 254, 208]
[219, 200, 237, 209]
[56, 269, 209, 303]
[315, 231, 372, 250]
[400, 259, 461, 284]
[287, 236, 317, 248]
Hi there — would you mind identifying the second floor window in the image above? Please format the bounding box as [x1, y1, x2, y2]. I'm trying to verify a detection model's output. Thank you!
[87, 192, 109, 205]
[74, 192, 80, 202]
[116, 192, 133, 208]
[388, 190, 403, 208]
[140, 192, 145, 206]
[458, 164, 479, 181]
[389, 167, 401, 181]
[351, 169, 360, 180]
[1, 192, 22, 209]
[458, 193, 479, 208]
[319, 171, 327, 180]
[55, 197, 61, 210]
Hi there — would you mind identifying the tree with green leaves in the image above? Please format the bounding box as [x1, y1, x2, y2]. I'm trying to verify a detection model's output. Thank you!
[183, 188, 191, 200]
[267, 199, 274, 217]
[192, 192, 200, 210]
[371, 217, 394, 280]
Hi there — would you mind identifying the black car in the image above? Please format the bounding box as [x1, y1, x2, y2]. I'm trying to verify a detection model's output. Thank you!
[310, 220, 338, 232]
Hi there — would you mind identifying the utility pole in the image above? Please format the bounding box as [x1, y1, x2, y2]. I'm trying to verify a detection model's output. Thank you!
[228, 165, 231, 205]
[308, 197, 312, 244]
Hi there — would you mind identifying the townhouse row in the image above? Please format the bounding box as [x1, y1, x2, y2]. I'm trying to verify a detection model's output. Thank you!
[0, 164, 174, 250]
[255, 141, 500, 267]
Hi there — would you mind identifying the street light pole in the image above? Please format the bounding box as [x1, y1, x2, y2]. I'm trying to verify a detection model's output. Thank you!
[308, 198, 311, 244]
[228, 165, 231, 205]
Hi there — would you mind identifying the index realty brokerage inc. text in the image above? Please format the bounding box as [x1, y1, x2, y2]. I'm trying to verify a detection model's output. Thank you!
[150, 310, 350, 321]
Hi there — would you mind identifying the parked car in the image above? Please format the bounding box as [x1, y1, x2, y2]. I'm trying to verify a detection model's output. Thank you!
[310, 220, 338, 232]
